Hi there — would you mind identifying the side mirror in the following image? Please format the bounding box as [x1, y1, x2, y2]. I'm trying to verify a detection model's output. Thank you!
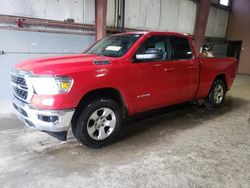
[135, 48, 163, 61]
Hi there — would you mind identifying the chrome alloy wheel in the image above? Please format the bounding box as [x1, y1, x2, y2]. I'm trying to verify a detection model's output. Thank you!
[214, 84, 224, 104]
[87, 108, 116, 140]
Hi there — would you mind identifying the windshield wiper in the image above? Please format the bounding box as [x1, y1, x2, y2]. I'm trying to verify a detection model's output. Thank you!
[86, 52, 104, 56]
[86, 52, 120, 57]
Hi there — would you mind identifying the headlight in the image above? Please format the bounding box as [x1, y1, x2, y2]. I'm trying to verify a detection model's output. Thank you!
[29, 76, 73, 95]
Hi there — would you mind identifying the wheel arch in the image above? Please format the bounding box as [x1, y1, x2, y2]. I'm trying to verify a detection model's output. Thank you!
[214, 74, 228, 90]
[71, 87, 128, 129]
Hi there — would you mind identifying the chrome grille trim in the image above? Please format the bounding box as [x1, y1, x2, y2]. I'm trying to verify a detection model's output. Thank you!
[13, 87, 28, 100]
[11, 68, 34, 103]
[11, 75, 27, 88]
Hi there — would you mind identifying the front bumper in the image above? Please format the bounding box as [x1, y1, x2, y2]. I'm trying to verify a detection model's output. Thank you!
[13, 97, 75, 135]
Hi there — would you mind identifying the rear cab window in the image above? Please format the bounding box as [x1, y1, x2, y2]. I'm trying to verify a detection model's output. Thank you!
[169, 36, 193, 60]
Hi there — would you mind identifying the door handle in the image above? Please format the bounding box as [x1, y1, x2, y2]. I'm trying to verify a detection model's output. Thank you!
[154, 64, 162, 67]
[164, 67, 175, 72]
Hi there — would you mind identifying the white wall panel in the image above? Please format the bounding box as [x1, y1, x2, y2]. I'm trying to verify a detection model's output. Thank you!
[46, 0, 84, 23]
[0, 0, 47, 19]
[0, 0, 95, 24]
[124, 0, 141, 29]
[138, 0, 161, 29]
[206, 7, 217, 36]
[159, 0, 179, 31]
[107, 0, 116, 27]
[121, 0, 197, 34]
[214, 9, 228, 37]
[83, 0, 95, 24]
[177, 0, 196, 34]
[0, 0, 228, 37]
[205, 7, 228, 38]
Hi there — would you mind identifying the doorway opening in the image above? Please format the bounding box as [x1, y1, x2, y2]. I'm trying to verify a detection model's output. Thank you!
[226, 41, 242, 73]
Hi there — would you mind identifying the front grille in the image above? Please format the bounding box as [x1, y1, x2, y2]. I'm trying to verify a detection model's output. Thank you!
[13, 86, 28, 100]
[11, 74, 29, 102]
[11, 75, 27, 88]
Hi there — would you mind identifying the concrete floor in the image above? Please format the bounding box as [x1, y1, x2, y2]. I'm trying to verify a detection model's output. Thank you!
[0, 75, 250, 188]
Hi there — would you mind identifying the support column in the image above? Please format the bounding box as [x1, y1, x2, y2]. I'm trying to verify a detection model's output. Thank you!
[95, 0, 108, 41]
[194, 0, 212, 54]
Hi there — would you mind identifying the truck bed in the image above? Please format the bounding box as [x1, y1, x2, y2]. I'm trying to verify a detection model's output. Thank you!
[195, 57, 237, 99]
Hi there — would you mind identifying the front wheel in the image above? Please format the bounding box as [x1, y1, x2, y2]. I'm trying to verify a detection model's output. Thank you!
[205, 79, 226, 108]
[74, 99, 122, 148]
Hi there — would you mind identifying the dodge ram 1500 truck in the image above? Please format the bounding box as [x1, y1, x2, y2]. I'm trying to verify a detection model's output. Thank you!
[11, 32, 237, 148]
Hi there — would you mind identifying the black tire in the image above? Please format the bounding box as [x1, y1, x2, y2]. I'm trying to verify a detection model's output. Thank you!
[71, 121, 78, 140]
[204, 79, 226, 108]
[74, 99, 122, 148]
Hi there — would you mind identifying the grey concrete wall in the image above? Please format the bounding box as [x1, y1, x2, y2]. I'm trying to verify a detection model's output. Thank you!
[0, 29, 95, 113]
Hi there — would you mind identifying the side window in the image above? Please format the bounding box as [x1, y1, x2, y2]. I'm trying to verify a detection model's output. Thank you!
[136, 36, 168, 60]
[169, 36, 193, 60]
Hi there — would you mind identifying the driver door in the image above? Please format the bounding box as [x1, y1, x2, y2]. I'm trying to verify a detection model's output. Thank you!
[130, 36, 175, 112]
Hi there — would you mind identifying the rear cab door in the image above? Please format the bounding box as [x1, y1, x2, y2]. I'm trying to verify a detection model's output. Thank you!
[168, 35, 199, 103]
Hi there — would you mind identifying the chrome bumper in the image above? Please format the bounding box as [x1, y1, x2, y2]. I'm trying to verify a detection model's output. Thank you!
[12, 97, 75, 133]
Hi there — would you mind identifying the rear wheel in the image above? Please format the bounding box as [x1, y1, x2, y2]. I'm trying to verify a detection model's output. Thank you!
[205, 79, 226, 108]
[74, 99, 122, 148]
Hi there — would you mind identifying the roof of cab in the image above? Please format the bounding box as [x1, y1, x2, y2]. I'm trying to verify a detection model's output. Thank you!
[114, 31, 191, 37]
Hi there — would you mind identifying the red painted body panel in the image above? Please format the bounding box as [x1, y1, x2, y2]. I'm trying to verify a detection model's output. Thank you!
[15, 32, 237, 115]
[195, 57, 237, 99]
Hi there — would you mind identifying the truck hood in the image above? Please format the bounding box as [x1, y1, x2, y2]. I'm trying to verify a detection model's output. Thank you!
[15, 54, 113, 75]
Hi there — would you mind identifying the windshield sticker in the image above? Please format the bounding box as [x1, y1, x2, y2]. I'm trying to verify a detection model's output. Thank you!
[105, 46, 122, 51]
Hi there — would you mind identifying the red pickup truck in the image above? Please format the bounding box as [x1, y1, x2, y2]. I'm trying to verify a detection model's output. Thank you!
[11, 31, 237, 148]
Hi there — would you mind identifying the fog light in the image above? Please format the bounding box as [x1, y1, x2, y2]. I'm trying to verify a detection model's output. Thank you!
[38, 115, 59, 123]
[25, 119, 36, 128]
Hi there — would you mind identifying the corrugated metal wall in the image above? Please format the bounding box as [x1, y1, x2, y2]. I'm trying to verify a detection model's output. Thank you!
[107, 0, 229, 38]
[0, 0, 229, 38]
[206, 7, 229, 38]
[0, 0, 95, 24]
[107, 0, 197, 34]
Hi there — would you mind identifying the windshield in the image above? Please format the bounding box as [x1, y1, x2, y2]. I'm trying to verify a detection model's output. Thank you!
[86, 34, 142, 57]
